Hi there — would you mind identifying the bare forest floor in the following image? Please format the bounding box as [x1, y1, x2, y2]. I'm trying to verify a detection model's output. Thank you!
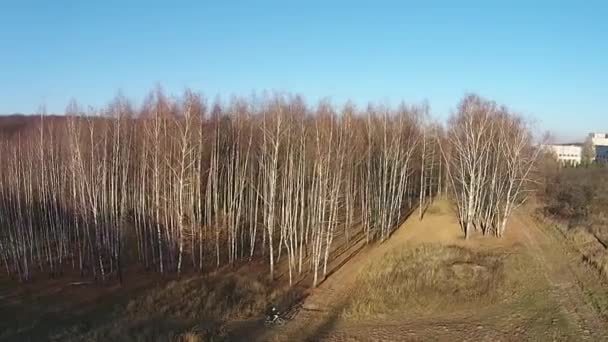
[257, 199, 608, 341]
[2, 199, 608, 341]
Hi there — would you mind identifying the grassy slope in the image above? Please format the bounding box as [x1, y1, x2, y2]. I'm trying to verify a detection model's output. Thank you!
[0, 266, 291, 341]
[265, 199, 608, 341]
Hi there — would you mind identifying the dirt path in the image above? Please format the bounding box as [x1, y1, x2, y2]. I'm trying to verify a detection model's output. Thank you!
[515, 213, 608, 341]
[256, 201, 608, 341]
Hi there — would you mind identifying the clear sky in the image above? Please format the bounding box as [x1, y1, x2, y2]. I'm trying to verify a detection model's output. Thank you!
[1, 0, 606, 141]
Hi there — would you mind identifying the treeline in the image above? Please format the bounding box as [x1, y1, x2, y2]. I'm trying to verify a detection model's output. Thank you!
[0, 90, 444, 285]
[541, 166, 608, 226]
[0, 91, 538, 285]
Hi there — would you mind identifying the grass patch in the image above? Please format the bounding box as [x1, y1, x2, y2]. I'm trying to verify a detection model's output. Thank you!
[555, 224, 608, 282]
[60, 272, 292, 341]
[343, 244, 505, 320]
[125, 273, 270, 321]
[568, 227, 608, 280]
[424, 204, 443, 215]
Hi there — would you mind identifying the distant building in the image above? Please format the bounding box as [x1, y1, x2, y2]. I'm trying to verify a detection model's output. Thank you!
[596, 145, 608, 163]
[543, 144, 582, 165]
[590, 133, 608, 147]
[588, 133, 608, 163]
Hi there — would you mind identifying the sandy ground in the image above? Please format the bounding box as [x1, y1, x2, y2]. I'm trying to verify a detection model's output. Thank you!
[252, 200, 608, 341]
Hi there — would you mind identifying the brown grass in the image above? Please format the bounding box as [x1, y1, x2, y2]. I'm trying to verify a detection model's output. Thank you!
[125, 273, 270, 321]
[343, 244, 505, 320]
[540, 212, 608, 283]
[177, 325, 229, 342]
[178, 332, 206, 342]
[63, 271, 290, 341]
[565, 226, 608, 279]
[423, 203, 443, 216]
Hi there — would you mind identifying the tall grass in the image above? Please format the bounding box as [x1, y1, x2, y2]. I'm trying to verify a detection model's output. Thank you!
[70, 271, 291, 341]
[343, 244, 504, 320]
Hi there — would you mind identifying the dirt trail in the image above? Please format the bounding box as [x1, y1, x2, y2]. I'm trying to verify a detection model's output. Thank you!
[515, 213, 608, 340]
[256, 201, 608, 341]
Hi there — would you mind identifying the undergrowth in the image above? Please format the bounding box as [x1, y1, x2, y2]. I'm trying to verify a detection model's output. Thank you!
[59, 272, 287, 341]
[343, 244, 505, 320]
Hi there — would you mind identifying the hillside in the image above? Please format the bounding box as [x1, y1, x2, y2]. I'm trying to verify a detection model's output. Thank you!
[256, 200, 608, 341]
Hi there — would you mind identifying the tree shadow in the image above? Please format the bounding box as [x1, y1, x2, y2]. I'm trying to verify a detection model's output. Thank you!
[301, 299, 348, 341]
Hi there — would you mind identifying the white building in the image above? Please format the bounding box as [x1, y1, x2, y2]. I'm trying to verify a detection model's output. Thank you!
[597, 145, 608, 163]
[590, 133, 608, 147]
[543, 144, 582, 165]
[587, 133, 608, 163]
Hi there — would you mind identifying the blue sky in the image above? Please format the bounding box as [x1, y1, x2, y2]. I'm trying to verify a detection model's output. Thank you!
[1, 0, 606, 140]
